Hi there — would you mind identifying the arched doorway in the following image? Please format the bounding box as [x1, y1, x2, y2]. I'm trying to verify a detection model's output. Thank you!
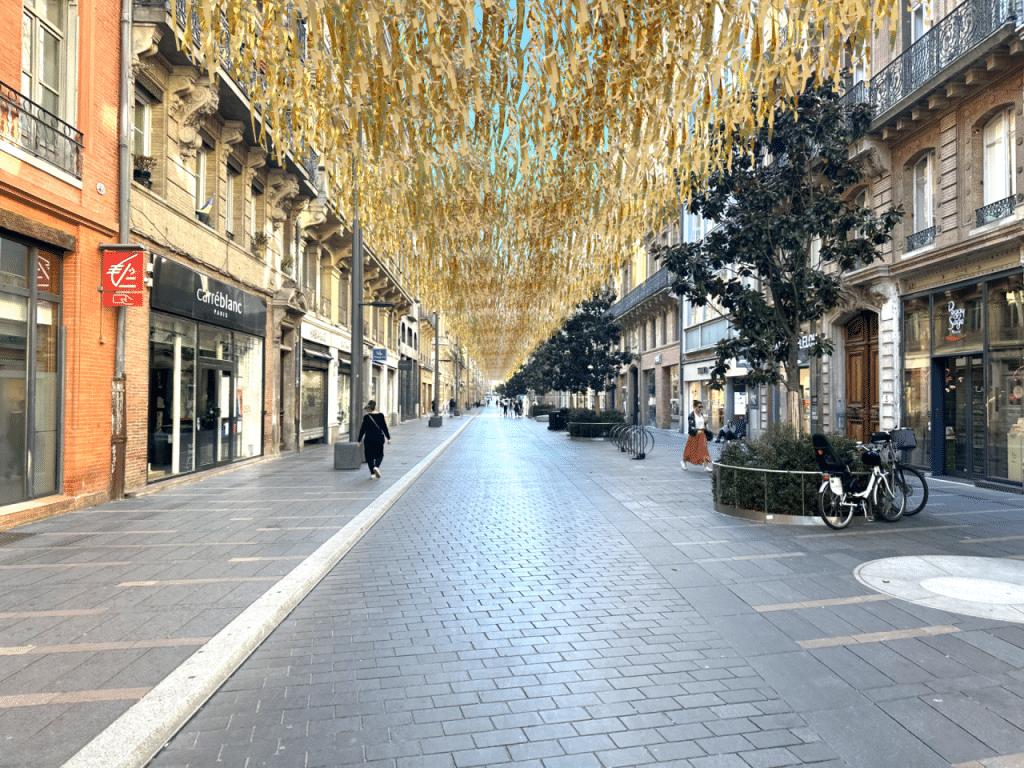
[844, 310, 879, 443]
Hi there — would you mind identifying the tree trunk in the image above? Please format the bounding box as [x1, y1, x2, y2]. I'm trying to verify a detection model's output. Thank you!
[787, 388, 802, 434]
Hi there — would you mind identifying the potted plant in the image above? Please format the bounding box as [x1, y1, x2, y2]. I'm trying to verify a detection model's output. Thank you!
[133, 154, 156, 188]
[251, 232, 269, 253]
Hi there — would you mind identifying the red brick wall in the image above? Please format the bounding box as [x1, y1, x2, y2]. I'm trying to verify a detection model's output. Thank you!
[0, 0, 123, 523]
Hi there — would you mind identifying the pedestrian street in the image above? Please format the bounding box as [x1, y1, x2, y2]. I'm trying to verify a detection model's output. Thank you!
[131, 409, 1024, 768]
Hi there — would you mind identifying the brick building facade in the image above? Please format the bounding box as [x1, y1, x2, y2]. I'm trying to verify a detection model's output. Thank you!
[1, 0, 122, 526]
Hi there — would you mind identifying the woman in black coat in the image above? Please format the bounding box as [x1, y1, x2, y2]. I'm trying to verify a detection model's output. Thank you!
[357, 399, 391, 478]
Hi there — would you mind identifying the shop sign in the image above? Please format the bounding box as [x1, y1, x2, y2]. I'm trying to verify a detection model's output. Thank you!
[150, 257, 266, 336]
[372, 347, 387, 364]
[946, 300, 966, 342]
[302, 323, 331, 346]
[102, 250, 145, 307]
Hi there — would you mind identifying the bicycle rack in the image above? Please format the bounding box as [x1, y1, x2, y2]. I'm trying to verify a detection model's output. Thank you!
[609, 424, 654, 460]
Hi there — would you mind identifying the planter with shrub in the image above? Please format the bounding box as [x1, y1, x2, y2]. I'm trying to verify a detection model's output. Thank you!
[565, 408, 625, 438]
[713, 423, 865, 520]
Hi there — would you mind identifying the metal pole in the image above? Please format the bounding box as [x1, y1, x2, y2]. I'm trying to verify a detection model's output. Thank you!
[348, 152, 364, 443]
[429, 311, 442, 426]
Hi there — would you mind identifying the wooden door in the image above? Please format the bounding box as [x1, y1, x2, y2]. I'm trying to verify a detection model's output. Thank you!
[845, 311, 879, 443]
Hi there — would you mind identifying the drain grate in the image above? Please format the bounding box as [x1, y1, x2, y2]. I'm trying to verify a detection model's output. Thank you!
[0, 531, 35, 547]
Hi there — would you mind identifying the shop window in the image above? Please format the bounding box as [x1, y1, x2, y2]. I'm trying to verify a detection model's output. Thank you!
[933, 284, 983, 355]
[987, 274, 1024, 481]
[0, 237, 61, 505]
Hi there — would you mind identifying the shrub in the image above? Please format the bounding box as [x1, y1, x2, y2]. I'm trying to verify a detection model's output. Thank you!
[531, 403, 557, 417]
[565, 409, 624, 437]
[713, 423, 864, 516]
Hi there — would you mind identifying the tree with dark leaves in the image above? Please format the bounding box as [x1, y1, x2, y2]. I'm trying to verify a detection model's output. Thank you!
[658, 82, 901, 430]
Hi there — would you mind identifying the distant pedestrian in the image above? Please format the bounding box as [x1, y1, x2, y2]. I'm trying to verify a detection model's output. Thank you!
[683, 400, 713, 473]
[357, 399, 391, 478]
[502, 399, 509, 417]
[514, 400, 522, 418]
[449, 397, 456, 416]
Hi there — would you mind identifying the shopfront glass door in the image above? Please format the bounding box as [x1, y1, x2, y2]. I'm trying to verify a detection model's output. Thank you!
[940, 354, 985, 477]
[197, 362, 234, 468]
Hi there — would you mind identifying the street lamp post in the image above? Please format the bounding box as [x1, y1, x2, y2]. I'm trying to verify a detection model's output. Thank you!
[429, 312, 443, 427]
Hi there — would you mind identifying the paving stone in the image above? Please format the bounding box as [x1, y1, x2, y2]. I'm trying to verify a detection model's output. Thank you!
[2, 415, 1019, 768]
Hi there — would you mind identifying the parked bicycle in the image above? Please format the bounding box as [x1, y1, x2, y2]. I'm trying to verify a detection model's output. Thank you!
[812, 433, 905, 529]
[881, 427, 929, 516]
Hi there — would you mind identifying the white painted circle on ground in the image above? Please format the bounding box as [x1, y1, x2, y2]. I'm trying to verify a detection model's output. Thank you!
[920, 576, 1024, 605]
[855, 556, 1024, 624]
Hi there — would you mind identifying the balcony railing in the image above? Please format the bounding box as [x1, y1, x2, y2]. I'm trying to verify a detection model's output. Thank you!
[609, 267, 672, 319]
[864, 0, 1020, 120]
[0, 81, 83, 179]
[976, 194, 1015, 226]
[175, 0, 203, 49]
[907, 225, 936, 252]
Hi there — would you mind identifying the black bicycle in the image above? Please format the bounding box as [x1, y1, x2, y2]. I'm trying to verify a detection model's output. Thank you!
[882, 428, 929, 516]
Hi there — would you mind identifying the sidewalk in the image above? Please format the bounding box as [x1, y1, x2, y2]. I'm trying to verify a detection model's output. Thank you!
[140, 413, 1024, 768]
[0, 414, 472, 768]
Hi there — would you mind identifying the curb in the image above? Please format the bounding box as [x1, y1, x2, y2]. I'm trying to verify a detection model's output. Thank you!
[62, 417, 476, 768]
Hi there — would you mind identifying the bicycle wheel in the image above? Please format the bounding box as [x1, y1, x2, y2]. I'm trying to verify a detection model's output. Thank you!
[874, 473, 904, 522]
[896, 465, 928, 516]
[819, 485, 853, 529]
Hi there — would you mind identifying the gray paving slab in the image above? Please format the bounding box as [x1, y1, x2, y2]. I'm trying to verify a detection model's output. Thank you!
[1, 408, 1023, 767]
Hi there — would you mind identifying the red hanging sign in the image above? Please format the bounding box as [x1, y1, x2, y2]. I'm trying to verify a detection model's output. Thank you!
[102, 251, 144, 293]
[103, 291, 144, 307]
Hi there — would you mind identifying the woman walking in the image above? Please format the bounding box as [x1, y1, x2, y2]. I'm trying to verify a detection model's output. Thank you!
[357, 399, 391, 478]
[683, 400, 713, 473]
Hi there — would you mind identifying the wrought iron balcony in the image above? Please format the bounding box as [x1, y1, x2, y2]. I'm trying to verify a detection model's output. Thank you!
[175, 0, 203, 49]
[609, 267, 672, 319]
[906, 225, 936, 252]
[869, 0, 1020, 121]
[0, 81, 83, 179]
[976, 194, 1016, 226]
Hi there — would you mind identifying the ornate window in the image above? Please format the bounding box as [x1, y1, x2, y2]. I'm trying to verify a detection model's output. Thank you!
[983, 109, 1015, 206]
[21, 0, 70, 121]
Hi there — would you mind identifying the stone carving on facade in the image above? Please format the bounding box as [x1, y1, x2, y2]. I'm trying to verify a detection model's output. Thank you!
[836, 282, 888, 315]
[222, 120, 246, 149]
[271, 287, 309, 327]
[130, 24, 163, 77]
[245, 147, 268, 185]
[169, 69, 219, 158]
[266, 170, 301, 225]
[849, 137, 891, 179]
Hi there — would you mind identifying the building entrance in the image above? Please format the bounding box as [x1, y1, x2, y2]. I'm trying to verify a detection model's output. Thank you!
[844, 310, 879, 443]
[197, 360, 235, 469]
[937, 354, 986, 477]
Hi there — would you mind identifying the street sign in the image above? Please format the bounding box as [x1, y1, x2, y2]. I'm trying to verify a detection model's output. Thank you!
[102, 251, 144, 292]
[372, 347, 387, 364]
[103, 291, 144, 307]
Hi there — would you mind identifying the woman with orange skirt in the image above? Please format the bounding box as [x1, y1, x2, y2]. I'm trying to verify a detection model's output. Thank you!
[682, 400, 713, 472]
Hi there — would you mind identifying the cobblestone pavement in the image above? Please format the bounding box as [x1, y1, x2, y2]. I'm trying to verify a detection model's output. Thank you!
[129, 409, 1024, 768]
[0, 414, 472, 768]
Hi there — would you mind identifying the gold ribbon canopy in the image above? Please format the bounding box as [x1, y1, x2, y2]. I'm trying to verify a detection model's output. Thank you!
[181, 0, 898, 379]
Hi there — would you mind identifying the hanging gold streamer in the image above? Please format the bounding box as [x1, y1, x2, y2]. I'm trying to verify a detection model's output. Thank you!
[179, 0, 898, 379]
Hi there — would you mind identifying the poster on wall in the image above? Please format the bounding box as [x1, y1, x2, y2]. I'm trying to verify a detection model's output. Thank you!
[734, 392, 747, 414]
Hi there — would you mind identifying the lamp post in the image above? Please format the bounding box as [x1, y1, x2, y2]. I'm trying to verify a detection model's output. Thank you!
[429, 311, 442, 427]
